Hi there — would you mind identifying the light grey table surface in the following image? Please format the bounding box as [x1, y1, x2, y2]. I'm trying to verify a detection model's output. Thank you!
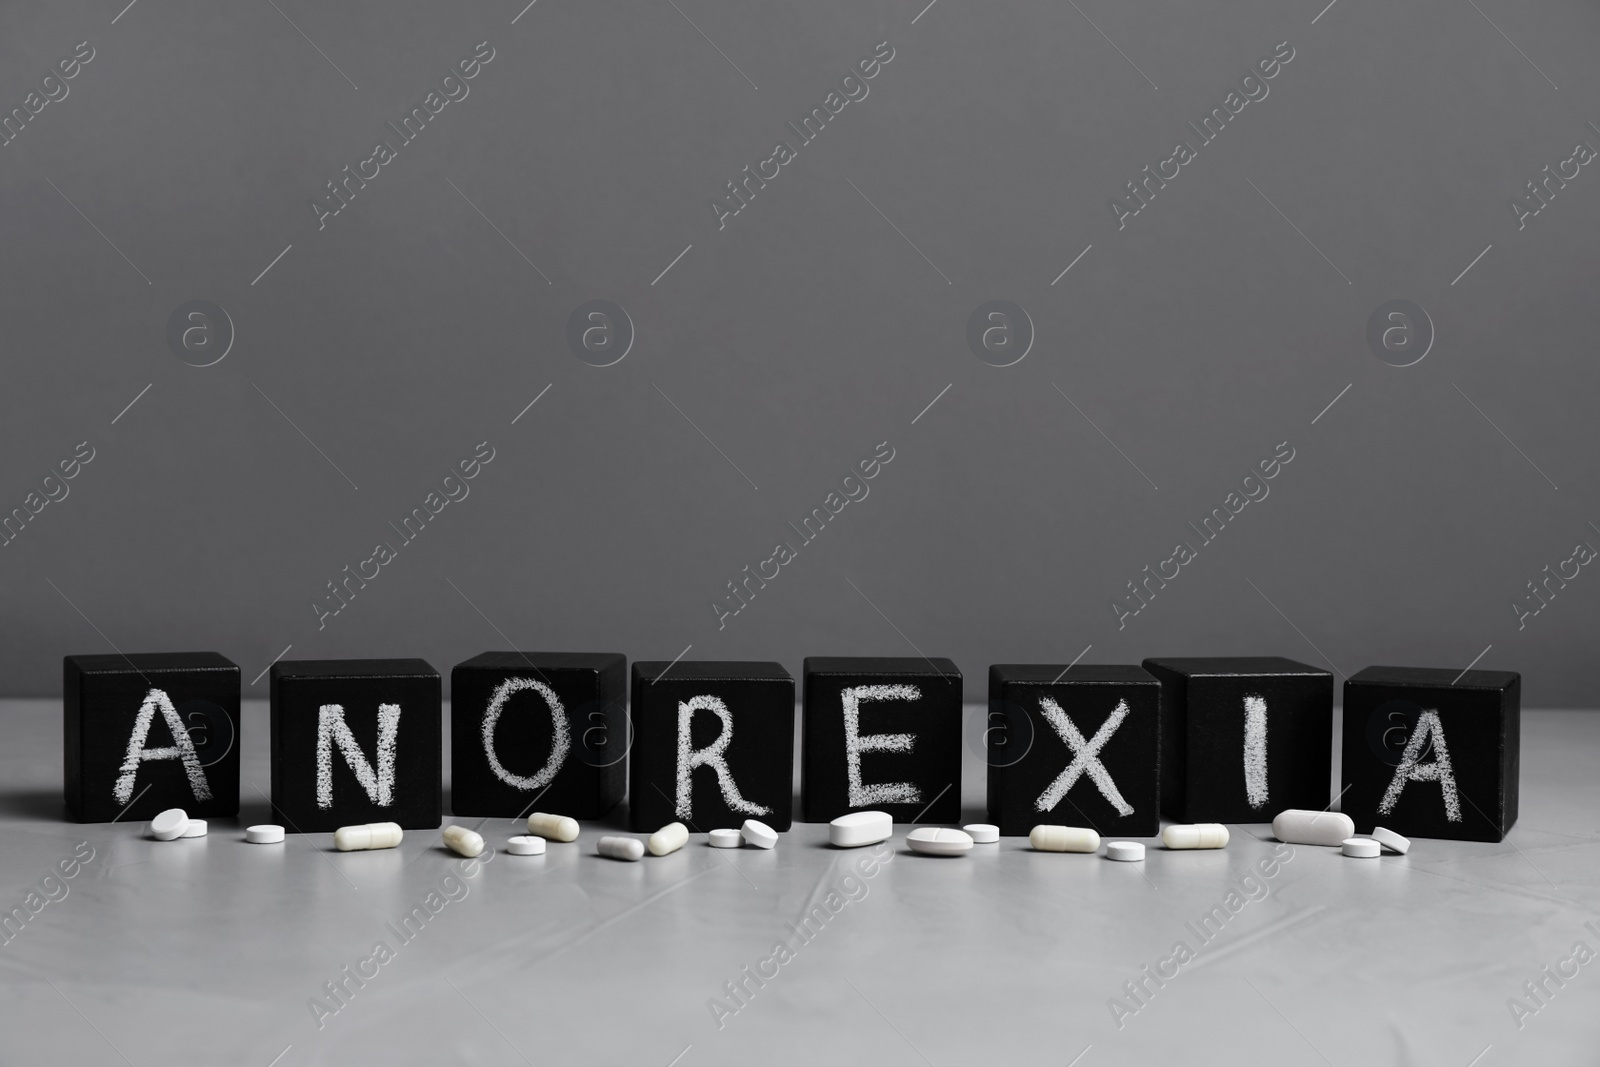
[1, 701, 1596, 1066]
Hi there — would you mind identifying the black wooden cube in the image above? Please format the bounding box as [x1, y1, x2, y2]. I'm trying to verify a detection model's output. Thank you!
[628, 661, 793, 833]
[802, 657, 962, 824]
[1341, 665, 1519, 842]
[1143, 657, 1333, 822]
[451, 652, 627, 819]
[64, 652, 240, 823]
[270, 659, 441, 833]
[987, 665, 1159, 838]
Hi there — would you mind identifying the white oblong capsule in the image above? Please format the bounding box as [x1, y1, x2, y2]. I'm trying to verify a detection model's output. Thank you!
[963, 823, 1000, 844]
[1370, 826, 1411, 855]
[1105, 841, 1145, 862]
[507, 835, 546, 856]
[648, 822, 689, 856]
[527, 812, 580, 842]
[149, 808, 188, 841]
[707, 829, 742, 849]
[244, 824, 285, 844]
[1029, 825, 1100, 853]
[181, 819, 208, 838]
[829, 811, 892, 848]
[442, 825, 485, 858]
[1342, 837, 1381, 858]
[906, 827, 973, 856]
[1272, 809, 1354, 847]
[334, 822, 404, 852]
[741, 819, 778, 849]
[597, 835, 644, 861]
[1161, 823, 1229, 850]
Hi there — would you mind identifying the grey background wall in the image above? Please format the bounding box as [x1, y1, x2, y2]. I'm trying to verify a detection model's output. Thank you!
[3, 0, 1598, 704]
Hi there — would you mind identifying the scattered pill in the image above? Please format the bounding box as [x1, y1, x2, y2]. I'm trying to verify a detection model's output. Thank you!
[741, 819, 778, 849]
[648, 822, 689, 856]
[507, 835, 546, 856]
[527, 813, 580, 842]
[1161, 823, 1229, 850]
[148, 808, 188, 841]
[1370, 826, 1411, 855]
[245, 824, 285, 844]
[1272, 809, 1354, 847]
[1342, 837, 1381, 859]
[907, 827, 973, 856]
[707, 829, 742, 848]
[963, 823, 1000, 844]
[181, 819, 208, 839]
[442, 825, 484, 858]
[1105, 841, 1145, 862]
[1030, 825, 1100, 853]
[334, 822, 403, 852]
[597, 835, 645, 861]
[829, 811, 892, 848]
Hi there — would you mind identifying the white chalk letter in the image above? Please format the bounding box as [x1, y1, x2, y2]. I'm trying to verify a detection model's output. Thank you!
[842, 684, 922, 807]
[1378, 709, 1461, 822]
[1243, 694, 1269, 809]
[480, 677, 570, 790]
[677, 695, 770, 819]
[1035, 696, 1134, 816]
[113, 688, 213, 805]
[316, 703, 400, 809]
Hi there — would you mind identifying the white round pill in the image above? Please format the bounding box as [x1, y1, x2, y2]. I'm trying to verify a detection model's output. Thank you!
[962, 823, 1000, 844]
[245, 824, 285, 844]
[1342, 837, 1381, 858]
[829, 811, 892, 848]
[148, 808, 188, 841]
[507, 835, 546, 856]
[906, 827, 973, 856]
[741, 819, 778, 849]
[1370, 826, 1411, 855]
[1105, 841, 1145, 862]
[181, 819, 208, 838]
[707, 828, 742, 848]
